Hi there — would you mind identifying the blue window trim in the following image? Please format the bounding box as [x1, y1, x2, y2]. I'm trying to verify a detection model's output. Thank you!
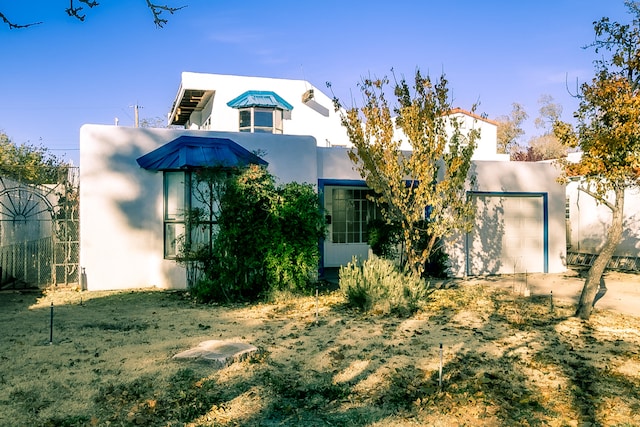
[226, 90, 294, 111]
[466, 191, 549, 274]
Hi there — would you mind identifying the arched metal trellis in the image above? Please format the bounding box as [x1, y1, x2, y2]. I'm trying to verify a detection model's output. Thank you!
[0, 172, 79, 288]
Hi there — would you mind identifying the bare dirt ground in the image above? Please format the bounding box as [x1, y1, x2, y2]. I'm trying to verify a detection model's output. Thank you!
[0, 270, 639, 426]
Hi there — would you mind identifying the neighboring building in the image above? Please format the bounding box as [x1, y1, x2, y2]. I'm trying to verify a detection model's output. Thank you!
[562, 152, 640, 264]
[566, 180, 640, 258]
[79, 73, 565, 291]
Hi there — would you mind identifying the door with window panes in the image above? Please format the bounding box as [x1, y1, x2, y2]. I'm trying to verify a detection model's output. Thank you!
[323, 186, 381, 267]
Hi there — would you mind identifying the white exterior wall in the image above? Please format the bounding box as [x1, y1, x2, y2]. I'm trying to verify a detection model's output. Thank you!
[80, 124, 566, 289]
[173, 72, 346, 147]
[317, 148, 371, 267]
[80, 125, 318, 291]
[395, 110, 508, 161]
[446, 112, 505, 161]
[80, 125, 182, 290]
[447, 161, 567, 277]
[567, 181, 640, 256]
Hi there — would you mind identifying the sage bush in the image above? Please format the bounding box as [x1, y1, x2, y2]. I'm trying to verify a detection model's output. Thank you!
[339, 256, 429, 316]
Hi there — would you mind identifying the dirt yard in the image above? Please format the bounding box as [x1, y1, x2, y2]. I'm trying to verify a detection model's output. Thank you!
[0, 271, 639, 426]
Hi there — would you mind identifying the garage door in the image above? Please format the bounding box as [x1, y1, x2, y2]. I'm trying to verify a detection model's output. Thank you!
[467, 194, 545, 275]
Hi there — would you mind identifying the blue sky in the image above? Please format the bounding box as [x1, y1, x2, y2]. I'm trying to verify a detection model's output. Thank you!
[0, 0, 632, 165]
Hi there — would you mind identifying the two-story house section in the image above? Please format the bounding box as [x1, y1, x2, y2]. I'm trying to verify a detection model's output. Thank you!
[166, 72, 509, 161]
[167, 72, 347, 147]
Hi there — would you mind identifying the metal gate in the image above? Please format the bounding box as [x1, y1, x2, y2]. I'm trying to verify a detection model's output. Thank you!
[0, 170, 79, 289]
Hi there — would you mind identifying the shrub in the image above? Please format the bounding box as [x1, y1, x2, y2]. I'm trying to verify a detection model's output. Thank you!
[367, 218, 451, 279]
[339, 256, 429, 316]
[180, 165, 325, 303]
[423, 240, 451, 279]
[366, 218, 401, 260]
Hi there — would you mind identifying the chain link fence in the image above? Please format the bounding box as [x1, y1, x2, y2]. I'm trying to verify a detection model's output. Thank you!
[0, 237, 52, 288]
[0, 168, 79, 289]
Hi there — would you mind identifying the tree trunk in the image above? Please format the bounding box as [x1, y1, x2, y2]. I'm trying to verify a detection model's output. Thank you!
[575, 187, 625, 320]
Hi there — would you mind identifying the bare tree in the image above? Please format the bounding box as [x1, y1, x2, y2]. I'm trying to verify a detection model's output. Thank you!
[495, 103, 528, 155]
[1, 0, 186, 29]
[512, 95, 567, 161]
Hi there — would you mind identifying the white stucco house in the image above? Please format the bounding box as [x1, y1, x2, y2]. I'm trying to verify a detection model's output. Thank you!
[79, 72, 566, 291]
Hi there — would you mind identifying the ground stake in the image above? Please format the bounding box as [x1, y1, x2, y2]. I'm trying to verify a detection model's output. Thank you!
[49, 302, 54, 345]
[315, 285, 319, 324]
[439, 343, 443, 390]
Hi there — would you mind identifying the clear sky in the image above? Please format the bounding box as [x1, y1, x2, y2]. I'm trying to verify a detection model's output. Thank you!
[0, 0, 632, 165]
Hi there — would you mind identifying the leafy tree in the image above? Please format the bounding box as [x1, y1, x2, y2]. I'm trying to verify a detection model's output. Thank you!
[534, 94, 562, 130]
[502, 96, 567, 161]
[180, 165, 326, 302]
[554, 1, 640, 319]
[496, 102, 528, 155]
[0, 131, 66, 184]
[0, 1, 185, 29]
[331, 70, 478, 277]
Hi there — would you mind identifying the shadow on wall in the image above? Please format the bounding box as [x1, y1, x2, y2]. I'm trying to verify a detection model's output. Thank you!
[83, 129, 165, 233]
[109, 143, 159, 233]
[569, 184, 640, 258]
[466, 194, 505, 275]
[623, 211, 640, 256]
[578, 211, 640, 257]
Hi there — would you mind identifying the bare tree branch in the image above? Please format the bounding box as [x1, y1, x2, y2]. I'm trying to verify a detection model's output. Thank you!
[578, 184, 615, 212]
[0, 11, 42, 29]
[146, 0, 187, 28]
[65, 0, 100, 22]
[1, 1, 185, 29]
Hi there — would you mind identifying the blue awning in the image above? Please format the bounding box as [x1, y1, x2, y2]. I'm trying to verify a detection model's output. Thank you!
[136, 136, 268, 171]
[226, 90, 294, 111]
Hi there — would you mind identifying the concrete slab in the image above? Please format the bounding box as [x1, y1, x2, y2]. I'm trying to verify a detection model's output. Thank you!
[173, 340, 258, 367]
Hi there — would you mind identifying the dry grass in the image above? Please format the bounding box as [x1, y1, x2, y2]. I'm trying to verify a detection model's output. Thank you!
[1, 275, 639, 426]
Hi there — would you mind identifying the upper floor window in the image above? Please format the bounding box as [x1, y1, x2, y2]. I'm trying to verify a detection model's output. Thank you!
[227, 90, 293, 135]
[239, 107, 283, 134]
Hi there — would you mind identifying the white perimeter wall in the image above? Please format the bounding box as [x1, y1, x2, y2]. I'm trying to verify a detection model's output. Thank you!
[567, 181, 640, 256]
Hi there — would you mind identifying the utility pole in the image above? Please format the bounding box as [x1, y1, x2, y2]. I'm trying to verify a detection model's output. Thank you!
[130, 103, 143, 127]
